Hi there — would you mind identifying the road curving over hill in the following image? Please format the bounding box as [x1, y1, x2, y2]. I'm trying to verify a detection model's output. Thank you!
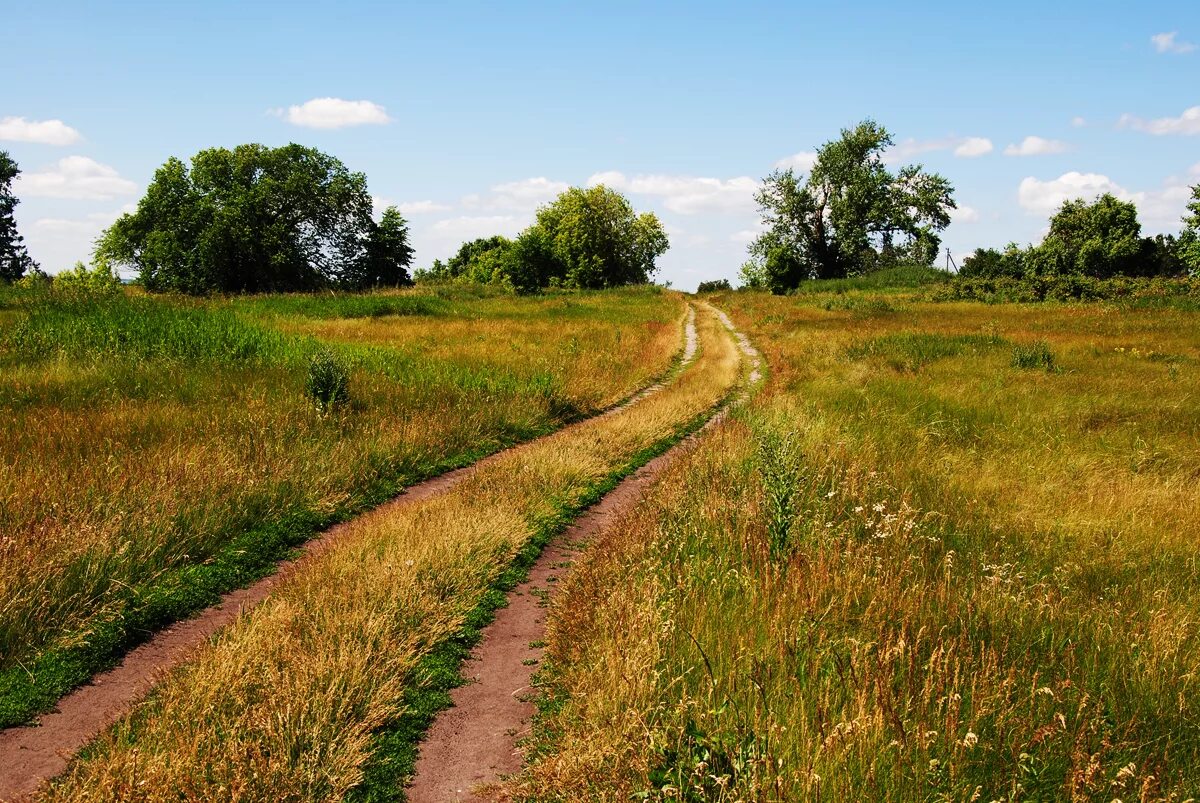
[406, 302, 762, 802]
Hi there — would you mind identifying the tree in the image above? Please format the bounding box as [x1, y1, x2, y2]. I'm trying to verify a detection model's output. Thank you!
[345, 206, 414, 289]
[97, 143, 408, 294]
[696, 278, 731, 293]
[1181, 184, 1200, 273]
[0, 151, 38, 283]
[747, 120, 955, 292]
[528, 185, 668, 290]
[1028, 194, 1145, 278]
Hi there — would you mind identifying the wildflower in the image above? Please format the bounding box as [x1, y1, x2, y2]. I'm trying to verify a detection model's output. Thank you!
[854, 506, 864, 513]
[873, 503, 885, 513]
[962, 731, 978, 748]
[826, 490, 836, 498]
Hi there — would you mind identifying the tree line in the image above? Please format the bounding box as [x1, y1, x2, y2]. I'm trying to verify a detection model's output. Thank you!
[3, 126, 1199, 295]
[0, 145, 667, 295]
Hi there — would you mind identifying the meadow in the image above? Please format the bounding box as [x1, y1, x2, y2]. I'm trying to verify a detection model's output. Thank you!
[0, 284, 681, 727]
[513, 288, 1200, 801]
[40, 302, 743, 802]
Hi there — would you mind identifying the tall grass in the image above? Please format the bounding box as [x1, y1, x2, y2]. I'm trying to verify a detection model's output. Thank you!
[0, 286, 681, 726]
[511, 292, 1200, 801]
[41, 305, 743, 802]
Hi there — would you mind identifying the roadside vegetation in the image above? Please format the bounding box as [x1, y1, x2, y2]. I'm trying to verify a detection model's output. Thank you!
[41, 304, 742, 802]
[0, 282, 680, 727]
[512, 285, 1200, 801]
[415, 184, 669, 292]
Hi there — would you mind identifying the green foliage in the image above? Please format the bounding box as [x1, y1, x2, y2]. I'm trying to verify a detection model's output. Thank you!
[96, 144, 413, 294]
[929, 274, 1200, 306]
[417, 187, 669, 293]
[754, 428, 802, 562]
[526, 185, 669, 291]
[1011, 340, 1056, 371]
[746, 120, 955, 292]
[305, 348, 351, 412]
[51, 260, 123, 298]
[847, 331, 1008, 371]
[695, 279, 732, 293]
[1181, 184, 1200, 273]
[0, 150, 38, 283]
[960, 194, 1190, 283]
[426, 236, 515, 284]
[346, 206, 415, 290]
[1035, 194, 1146, 277]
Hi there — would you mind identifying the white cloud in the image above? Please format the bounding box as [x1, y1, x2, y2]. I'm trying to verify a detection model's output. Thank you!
[370, 197, 452, 219]
[886, 135, 994, 162]
[1017, 171, 1192, 229]
[0, 116, 83, 146]
[587, 170, 629, 188]
[277, 97, 391, 129]
[1003, 136, 1071, 156]
[15, 156, 137, 199]
[588, 171, 758, 214]
[1151, 31, 1196, 54]
[461, 177, 568, 212]
[951, 205, 980, 223]
[1071, 116, 1087, 127]
[428, 214, 524, 241]
[1018, 172, 1123, 214]
[1119, 106, 1200, 135]
[1190, 162, 1200, 177]
[773, 151, 818, 171]
[954, 137, 994, 157]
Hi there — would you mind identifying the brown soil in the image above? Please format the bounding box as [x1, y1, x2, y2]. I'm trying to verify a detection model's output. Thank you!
[0, 309, 698, 803]
[405, 306, 759, 802]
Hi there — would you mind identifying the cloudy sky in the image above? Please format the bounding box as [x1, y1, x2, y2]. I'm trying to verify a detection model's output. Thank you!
[3, 0, 1198, 290]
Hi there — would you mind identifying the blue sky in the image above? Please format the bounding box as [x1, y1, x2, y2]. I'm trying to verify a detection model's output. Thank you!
[3, 0, 1198, 290]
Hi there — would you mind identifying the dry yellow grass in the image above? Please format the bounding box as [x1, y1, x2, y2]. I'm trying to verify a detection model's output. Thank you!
[40, 304, 742, 802]
[0, 287, 679, 719]
[511, 293, 1200, 802]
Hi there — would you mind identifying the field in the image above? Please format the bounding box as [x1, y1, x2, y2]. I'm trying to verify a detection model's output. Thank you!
[39, 303, 742, 801]
[0, 285, 681, 726]
[512, 288, 1200, 800]
[4, 279, 1199, 803]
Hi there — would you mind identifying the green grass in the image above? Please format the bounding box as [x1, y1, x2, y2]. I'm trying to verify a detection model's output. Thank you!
[0, 285, 681, 727]
[512, 292, 1200, 801]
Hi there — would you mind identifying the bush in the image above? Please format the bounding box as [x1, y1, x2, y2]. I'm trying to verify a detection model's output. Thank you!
[696, 279, 732, 293]
[1011, 340, 1056, 371]
[928, 275, 1200, 305]
[52, 261, 122, 298]
[306, 348, 351, 412]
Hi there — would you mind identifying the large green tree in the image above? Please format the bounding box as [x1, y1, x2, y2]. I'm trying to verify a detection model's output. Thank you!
[0, 151, 38, 283]
[1027, 193, 1145, 277]
[525, 185, 669, 291]
[743, 120, 954, 292]
[97, 143, 412, 294]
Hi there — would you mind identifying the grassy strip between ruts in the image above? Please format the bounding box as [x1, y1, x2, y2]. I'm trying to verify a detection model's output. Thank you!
[0, 298, 690, 730]
[42, 305, 740, 802]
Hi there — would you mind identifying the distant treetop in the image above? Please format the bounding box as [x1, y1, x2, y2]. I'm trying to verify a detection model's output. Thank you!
[0, 150, 39, 283]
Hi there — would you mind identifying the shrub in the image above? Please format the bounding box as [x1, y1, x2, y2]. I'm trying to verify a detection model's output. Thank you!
[51, 261, 122, 298]
[306, 348, 351, 412]
[696, 279, 732, 293]
[1011, 340, 1056, 371]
